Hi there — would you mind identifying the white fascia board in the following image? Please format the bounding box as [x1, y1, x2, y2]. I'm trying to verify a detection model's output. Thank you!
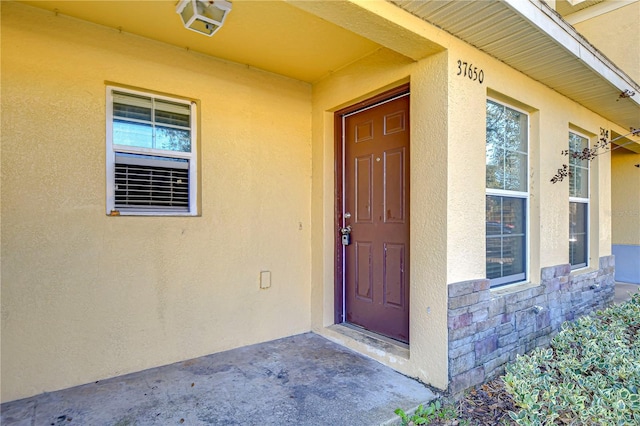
[503, 0, 639, 107]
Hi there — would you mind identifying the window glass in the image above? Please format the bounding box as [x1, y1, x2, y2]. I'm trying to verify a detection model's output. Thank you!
[569, 131, 589, 269]
[569, 132, 589, 199]
[486, 99, 528, 286]
[112, 91, 191, 152]
[156, 128, 191, 152]
[107, 87, 196, 215]
[570, 202, 588, 268]
[486, 196, 526, 282]
[113, 120, 153, 148]
[486, 100, 528, 192]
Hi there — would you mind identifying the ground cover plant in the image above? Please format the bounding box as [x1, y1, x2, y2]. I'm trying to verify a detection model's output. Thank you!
[394, 400, 463, 425]
[503, 293, 640, 425]
[394, 293, 640, 425]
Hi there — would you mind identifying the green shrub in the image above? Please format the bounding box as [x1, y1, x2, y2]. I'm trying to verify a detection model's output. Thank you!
[503, 293, 640, 425]
[394, 400, 461, 425]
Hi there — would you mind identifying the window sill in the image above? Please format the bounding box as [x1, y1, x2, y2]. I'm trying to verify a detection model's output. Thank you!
[490, 280, 539, 296]
[107, 210, 199, 217]
[570, 265, 598, 277]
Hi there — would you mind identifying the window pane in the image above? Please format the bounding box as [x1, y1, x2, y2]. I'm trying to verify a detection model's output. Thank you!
[486, 100, 527, 191]
[156, 127, 191, 152]
[570, 202, 588, 268]
[504, 109, 527, 153]
[114, 103, 152, 122]
[502, 197, 526, 234]
[569, 132, 589, 198]
[486, 195, 526, 285]
[113, 92, 152, 121]
[502, 236, 526, 277]
[155, 99, 190, 128]
[570, 167, 589, 198]
[504, 151, 527, 192]
[486, 146, 504, 190]
[569, 132, 589, 168]
[113, 120, 153, 148]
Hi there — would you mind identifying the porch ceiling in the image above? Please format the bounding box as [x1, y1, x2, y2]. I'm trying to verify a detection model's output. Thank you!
[17, 0, 382, 84]
[17, 0, 640, 144]
[392, 0, 640, 138]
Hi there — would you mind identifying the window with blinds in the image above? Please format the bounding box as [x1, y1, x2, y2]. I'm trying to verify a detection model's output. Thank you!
[106, 87, 197, 215]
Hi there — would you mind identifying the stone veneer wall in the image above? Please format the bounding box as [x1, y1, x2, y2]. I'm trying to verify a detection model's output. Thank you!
[447, 255, 615, 395]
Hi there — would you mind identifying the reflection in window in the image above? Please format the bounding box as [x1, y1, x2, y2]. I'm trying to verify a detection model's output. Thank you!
[107, 87, 197, 215]
[486, 100, 528, 287]
[112, 92, 191, 153]
[486, 100, 528, 192]
[569, 131, 589, 269]
[486, 196, 526, 283]
[569, 202, 588, 268]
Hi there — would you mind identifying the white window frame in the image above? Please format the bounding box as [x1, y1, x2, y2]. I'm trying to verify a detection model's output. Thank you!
[568, 130, 590, 270]
[106, 86, 198, 216]
[485, 98, 530, 287]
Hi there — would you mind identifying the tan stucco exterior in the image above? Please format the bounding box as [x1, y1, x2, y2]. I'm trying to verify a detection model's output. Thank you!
[1, 2, 312, 402]
[1, 0, 635, 403]
[309, 6, 621, 387]
[571, 0, 640, 283]
[573, 1, 640, 84]
[612, 149, 640, 246]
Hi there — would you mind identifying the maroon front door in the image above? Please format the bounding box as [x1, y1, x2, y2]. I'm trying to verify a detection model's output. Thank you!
[339, 91, 410, 343]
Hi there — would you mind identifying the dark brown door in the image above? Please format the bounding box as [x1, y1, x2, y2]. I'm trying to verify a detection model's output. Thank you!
[340, 92, 410, 343]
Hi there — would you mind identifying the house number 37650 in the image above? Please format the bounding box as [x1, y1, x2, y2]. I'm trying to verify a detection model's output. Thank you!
[457, 60, 484, 84]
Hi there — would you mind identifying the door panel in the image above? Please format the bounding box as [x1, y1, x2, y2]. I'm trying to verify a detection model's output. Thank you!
[355, 156, 373, 223]
[383, 242, 406, 308]
[384, 148, 406, 223]
[342, 93, 410, 343]
[355, 241, 373, 301]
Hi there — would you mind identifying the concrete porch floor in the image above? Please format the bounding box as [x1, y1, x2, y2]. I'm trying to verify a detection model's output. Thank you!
[3, 283, 637, 425]
[614, 281, 640, 304]
[1, 333, 436, 426]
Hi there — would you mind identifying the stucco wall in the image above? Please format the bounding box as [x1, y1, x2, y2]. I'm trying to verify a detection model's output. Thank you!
[573, 1, 640, 84]
[310, 4, 617, 391]
[1, 0, 625, 402]
[310, 46, 451, 389]
[1, 3, 312, 403]
[611, 148, 640, 283]
[612, 149, 640, 246]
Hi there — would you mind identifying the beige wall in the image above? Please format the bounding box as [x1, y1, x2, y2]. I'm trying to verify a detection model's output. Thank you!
[310, 47, 452, 388]
[1, 0, 624, 402]
[1, 3, 312, 402]
[310, 4, 618, 390]
[573, 1, 640, 83]
[612, 149, 640, 246]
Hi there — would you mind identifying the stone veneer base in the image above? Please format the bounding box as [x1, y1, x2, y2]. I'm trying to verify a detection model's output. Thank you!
[447, 256, 615, 395]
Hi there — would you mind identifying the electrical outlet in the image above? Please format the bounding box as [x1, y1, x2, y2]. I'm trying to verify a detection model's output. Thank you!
[260, 270, 271, 289]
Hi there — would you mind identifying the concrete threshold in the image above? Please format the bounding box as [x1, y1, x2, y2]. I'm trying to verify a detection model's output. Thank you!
[1, 333, 436, 426]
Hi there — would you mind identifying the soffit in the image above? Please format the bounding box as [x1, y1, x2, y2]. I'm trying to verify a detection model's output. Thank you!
[17, 0, 382, 83]
[391, 0, 640, 134]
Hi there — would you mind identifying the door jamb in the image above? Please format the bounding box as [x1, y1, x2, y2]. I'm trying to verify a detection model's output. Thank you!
[333, 83, 410, 324]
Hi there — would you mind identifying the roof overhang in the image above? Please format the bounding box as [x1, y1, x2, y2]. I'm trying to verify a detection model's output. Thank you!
[391, 0, 640, 149]
[14, 0, 640, 150]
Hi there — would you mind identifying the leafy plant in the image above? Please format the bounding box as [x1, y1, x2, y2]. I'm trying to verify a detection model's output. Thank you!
[394, 400, 463, 425]
[503, 293, 640, 425]
[551, 127, 640, 183]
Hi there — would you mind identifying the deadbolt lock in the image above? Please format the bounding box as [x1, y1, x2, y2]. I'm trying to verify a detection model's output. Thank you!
[340, 225, 352, 246]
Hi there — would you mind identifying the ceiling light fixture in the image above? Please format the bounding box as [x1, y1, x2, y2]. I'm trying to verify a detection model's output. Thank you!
[176, 0, 232, 37]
